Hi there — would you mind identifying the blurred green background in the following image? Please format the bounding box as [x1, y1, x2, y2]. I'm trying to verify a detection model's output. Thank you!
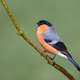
[0, 0, 80, 80]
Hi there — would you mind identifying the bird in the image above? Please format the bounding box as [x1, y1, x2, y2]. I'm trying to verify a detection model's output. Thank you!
[36, 19, 80, 71]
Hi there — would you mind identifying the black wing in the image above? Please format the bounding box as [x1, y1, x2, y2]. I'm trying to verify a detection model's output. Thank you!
[51, 41, 67, 51]
[44, 39, 52, 43]
[51, 41, 70, 56]
[44, 39, 72, 57]
[44, 39, 68, 51]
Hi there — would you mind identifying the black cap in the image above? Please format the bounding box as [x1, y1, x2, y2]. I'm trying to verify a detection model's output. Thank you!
[37, 20, 52, 26]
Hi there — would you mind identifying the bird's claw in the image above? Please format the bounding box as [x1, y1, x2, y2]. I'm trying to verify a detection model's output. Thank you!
[46, 55, 53, 60]
[52, 55, 56, 60]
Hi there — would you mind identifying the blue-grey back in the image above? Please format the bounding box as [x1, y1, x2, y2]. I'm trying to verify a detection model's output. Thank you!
[43, 27, 62, 43]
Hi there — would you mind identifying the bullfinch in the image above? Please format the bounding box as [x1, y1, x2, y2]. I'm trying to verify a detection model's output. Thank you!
[36, 19, 80, 71]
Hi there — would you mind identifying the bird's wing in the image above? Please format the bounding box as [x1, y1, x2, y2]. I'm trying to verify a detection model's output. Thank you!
[51, 41, 68, 51]
[51, 41, 73, 58]
[44, 38, 67, 51]
[46, 40, 71, 57]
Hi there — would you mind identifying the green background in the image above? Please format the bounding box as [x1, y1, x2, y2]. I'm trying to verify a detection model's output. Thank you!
[0, 0, 80, 80]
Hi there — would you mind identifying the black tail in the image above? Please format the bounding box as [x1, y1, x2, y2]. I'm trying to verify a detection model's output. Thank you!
[68, 55, 80, 71]
[61, 51, 80, 71]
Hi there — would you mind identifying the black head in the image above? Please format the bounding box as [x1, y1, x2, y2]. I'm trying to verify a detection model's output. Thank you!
[37, 20, 53, 26]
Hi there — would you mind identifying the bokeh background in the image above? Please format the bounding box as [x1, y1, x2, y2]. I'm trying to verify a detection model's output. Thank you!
[0, 0, 80, 80]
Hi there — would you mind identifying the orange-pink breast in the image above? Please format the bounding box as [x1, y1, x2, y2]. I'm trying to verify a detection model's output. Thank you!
[36, 30, 58, 54]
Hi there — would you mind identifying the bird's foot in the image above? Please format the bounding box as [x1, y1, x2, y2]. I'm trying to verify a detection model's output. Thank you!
[46, 55, 56, 61]
[52, 55, 56, 60]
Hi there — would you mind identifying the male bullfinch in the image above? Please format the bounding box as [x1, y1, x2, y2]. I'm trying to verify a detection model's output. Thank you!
[36, 19, 80, 71]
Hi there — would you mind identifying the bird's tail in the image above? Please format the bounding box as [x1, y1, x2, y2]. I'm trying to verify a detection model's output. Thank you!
[67, 54, 80, 71]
